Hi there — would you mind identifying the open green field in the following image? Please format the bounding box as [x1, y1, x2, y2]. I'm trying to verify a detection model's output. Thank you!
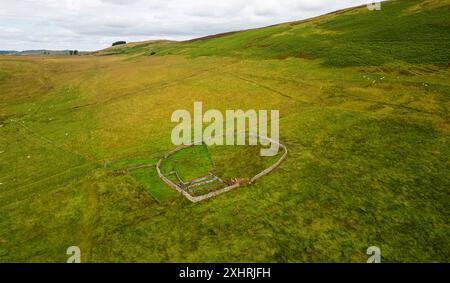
[0, 0, 449, 262]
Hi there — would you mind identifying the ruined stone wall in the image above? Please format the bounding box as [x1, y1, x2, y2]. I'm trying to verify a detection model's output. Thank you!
[156, 135, 288, 203]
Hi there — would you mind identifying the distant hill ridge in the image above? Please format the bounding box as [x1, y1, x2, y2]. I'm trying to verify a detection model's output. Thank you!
[0, 50, 86, 56]
[98, 0, 450, 67]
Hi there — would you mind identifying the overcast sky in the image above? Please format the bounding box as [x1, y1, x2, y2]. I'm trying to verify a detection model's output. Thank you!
[0, 0, 372, 51]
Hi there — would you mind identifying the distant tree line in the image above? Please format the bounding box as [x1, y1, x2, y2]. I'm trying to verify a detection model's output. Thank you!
[40, 50, 78, 55]
[112, 41, 126, 46]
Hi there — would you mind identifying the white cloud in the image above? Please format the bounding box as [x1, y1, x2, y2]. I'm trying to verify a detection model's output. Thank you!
[0, 0, 371, 51]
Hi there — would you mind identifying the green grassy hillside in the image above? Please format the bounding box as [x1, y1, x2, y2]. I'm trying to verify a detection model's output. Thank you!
[100, 0, 450, 66]
[0, 0, 449, 262]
